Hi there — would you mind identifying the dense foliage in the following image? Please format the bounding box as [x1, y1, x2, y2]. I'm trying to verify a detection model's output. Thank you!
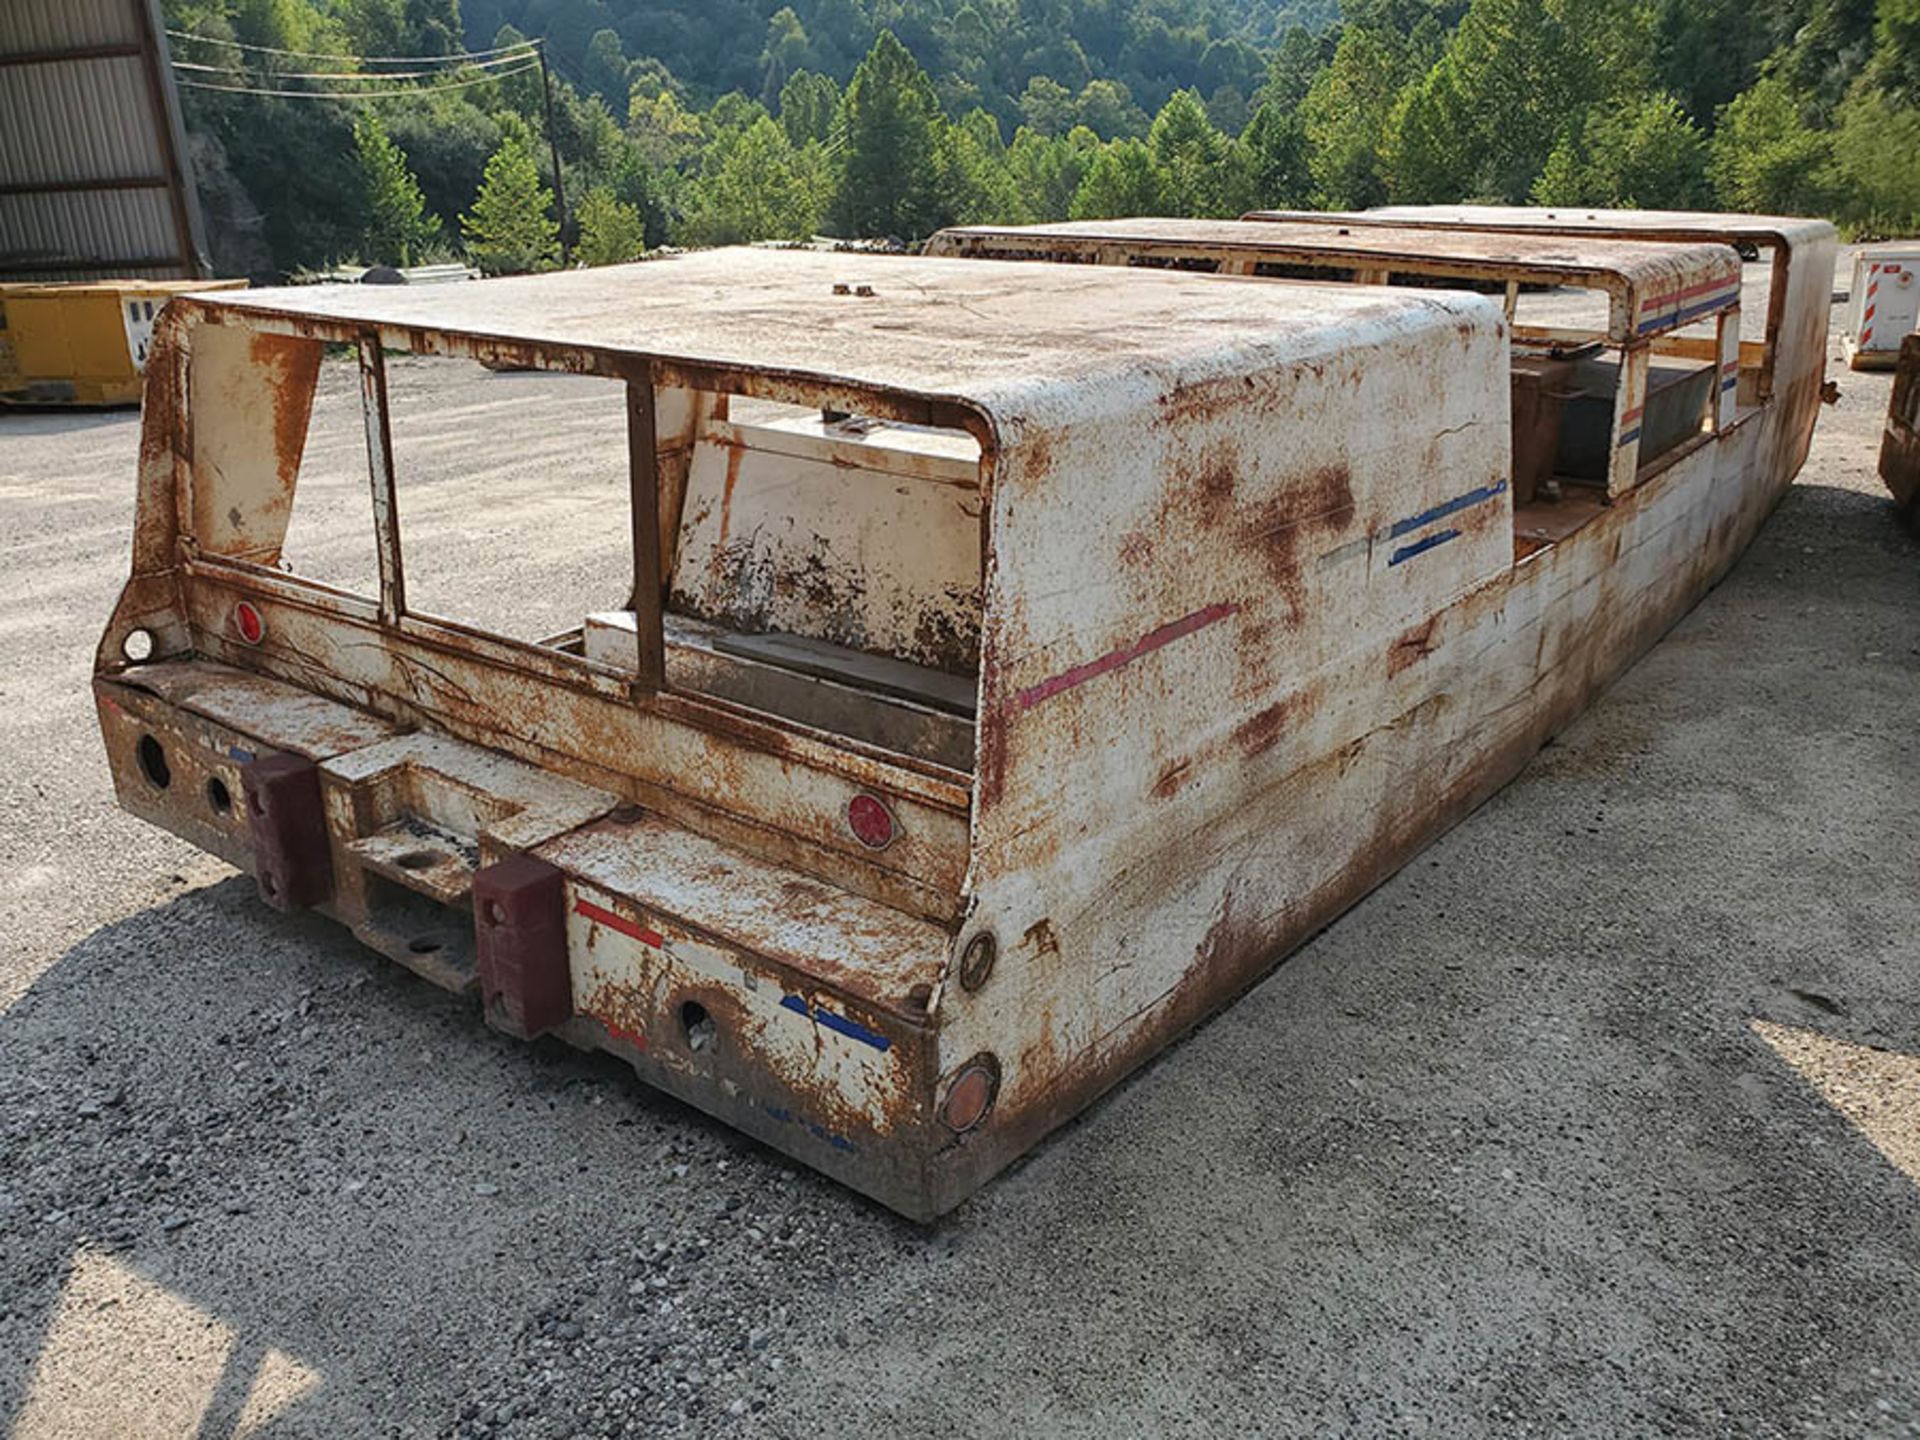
[164, 0, 1920, 279]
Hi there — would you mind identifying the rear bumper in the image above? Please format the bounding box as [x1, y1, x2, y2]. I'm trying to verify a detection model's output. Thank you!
[96, 661, 958, 1219]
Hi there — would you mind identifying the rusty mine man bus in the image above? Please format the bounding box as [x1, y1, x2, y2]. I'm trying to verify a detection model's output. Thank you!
[94, 227, 1834, 1220]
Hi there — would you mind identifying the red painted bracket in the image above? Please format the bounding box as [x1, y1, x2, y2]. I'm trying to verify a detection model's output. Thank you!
[474, 853, 571, 1039]
[240, 753, 333, 912]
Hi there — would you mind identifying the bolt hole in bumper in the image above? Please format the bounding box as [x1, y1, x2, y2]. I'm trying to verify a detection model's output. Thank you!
[95, 661, 977, 1218]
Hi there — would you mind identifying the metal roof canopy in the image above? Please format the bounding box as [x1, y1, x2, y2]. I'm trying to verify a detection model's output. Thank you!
[1244, 206, 1832, 250]
[0, 0, 208, 280]
[929, 217, 1744, 346]
[179, 247, 1491, 431]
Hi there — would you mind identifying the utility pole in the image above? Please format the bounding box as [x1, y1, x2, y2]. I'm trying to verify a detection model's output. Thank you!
[535, 39, 570, 265]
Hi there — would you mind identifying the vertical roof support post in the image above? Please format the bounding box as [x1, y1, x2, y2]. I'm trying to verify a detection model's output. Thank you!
[1714, 305, 1743, 430]
[358, 333, 407, 625]
[626, 366, 666, 694]
[1608, 343, 1650, 499]
[1759, 247, 1790, 402]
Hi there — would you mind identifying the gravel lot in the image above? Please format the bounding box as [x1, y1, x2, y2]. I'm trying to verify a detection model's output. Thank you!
[1, 290, 1916, 1439]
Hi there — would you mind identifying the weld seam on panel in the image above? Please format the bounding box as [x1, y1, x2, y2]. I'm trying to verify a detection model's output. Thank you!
[1388, 529, 1461, 566]
[1388, 479, 1509, 539]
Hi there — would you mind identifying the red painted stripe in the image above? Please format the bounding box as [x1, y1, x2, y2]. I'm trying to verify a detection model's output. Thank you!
[1637, 274, 1742, 310]
[1019, 602, 1240, 710]
[1865, 304, 1876, 323]
[575, 898, 664, 949]
[1620, 406, 1645, 424]
[597, 1018, 649, 1052]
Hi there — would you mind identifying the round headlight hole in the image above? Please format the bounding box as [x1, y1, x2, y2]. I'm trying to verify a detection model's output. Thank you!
[136, 734, 171, 790]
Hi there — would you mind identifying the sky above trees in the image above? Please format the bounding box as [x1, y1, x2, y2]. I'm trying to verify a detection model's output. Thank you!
[163, 0, 1920, 279]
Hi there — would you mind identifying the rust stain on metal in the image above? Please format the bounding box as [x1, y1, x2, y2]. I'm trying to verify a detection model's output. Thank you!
[251, 331, 323, 488]
[1388, 616, 1440, 676]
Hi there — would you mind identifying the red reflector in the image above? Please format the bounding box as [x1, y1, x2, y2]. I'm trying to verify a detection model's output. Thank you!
[233, 600, 266, 645]
[847, 794, 895, 849]
[940, 1056, 1001, 1133]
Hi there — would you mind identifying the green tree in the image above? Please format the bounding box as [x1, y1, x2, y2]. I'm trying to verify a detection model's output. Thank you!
[681, 115, 826, 245]
[1711, 70, 1841, 215]
[574, 186, 646, 265]
[1070, 137, 1162, 218]
[1149, 89, 1230, 215]
[1227, 101, 1313, 213]
[1007, 124, 1100, 219]
[628, 88, 705, 171]
[756, 7, 810, 76]
[940, 108, 1029, 224]
[1075, 78, 1149, 139]
[1386, 0, 1652, 204]
[1531, 92, 1710, 208]
[830, 31, 947, 240]
[1832, 78, 1920, 231]
[1876, 0, 1920, 104]
[1019, 75, 1077, 136]
[354, 111, 439, 266]
[779, 70, 841, 146]
[1303, 25, 1416, 207]
[583, 29, 631, 115]
[1262, 25, 1334, 111]
[460, 126, 559, 274]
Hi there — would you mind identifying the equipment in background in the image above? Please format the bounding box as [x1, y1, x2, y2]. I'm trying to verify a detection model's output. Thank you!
[0, 278, 244, 406]
[1845, 245, 1920, 371]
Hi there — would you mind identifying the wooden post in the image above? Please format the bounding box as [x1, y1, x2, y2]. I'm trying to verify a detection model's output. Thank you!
[536, 41, 571, 266]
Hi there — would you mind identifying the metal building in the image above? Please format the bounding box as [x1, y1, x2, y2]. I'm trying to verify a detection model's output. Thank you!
[1, 0, 208, 281]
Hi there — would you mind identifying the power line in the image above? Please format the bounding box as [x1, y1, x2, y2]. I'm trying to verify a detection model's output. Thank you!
[164, 28, 537, 67]
[175, 61, 539, 101]
[172, 52, 534, 84]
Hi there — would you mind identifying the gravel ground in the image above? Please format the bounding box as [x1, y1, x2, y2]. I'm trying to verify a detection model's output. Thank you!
[0, 291, 1917, 1439]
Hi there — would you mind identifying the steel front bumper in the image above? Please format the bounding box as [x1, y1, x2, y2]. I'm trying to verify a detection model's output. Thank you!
[96, 660, 956, 1218]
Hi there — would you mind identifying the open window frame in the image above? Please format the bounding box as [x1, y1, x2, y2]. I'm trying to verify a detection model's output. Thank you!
[273, 324, 992, 788]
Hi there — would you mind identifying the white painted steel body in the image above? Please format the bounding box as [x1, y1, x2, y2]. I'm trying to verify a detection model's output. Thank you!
[92, 233, 1835, 1218]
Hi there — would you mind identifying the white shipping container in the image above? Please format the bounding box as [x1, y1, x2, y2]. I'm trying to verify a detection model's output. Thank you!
[1845, 244, 1920, 369]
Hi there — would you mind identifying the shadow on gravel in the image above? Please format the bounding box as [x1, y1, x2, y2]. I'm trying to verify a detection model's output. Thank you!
[0, 482, 1916, 1438]
[0, 877, 880, 1438]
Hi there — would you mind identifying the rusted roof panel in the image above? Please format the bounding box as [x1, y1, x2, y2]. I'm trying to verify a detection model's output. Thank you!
[1249, 206, 1835, 249]
[936, 216, 1730, 284]
[928, 217, 1742, 344]
[175, 247, 1500, 422]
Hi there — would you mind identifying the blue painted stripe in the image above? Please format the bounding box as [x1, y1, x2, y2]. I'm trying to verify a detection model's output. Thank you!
[1618, 426, 1642, 448]
[1720, 376, 1739, 392]
[1388, 528, 1460, 566]
[780, 994, 892, 1051]
[1637, 291, 1740, 334]
[1389, 479, 1509, 539]
[764, 1105, 855, 1152]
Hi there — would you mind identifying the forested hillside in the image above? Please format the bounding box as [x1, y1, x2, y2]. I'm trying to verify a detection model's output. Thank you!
[164, 0, 1920, 281]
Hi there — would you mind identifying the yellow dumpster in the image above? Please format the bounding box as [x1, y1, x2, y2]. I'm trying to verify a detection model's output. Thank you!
[0, 278, 246, 407]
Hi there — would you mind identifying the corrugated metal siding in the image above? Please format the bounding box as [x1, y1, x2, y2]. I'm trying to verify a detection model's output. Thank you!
[0, 3, 141, 51]
[0, 0, 206, 280]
